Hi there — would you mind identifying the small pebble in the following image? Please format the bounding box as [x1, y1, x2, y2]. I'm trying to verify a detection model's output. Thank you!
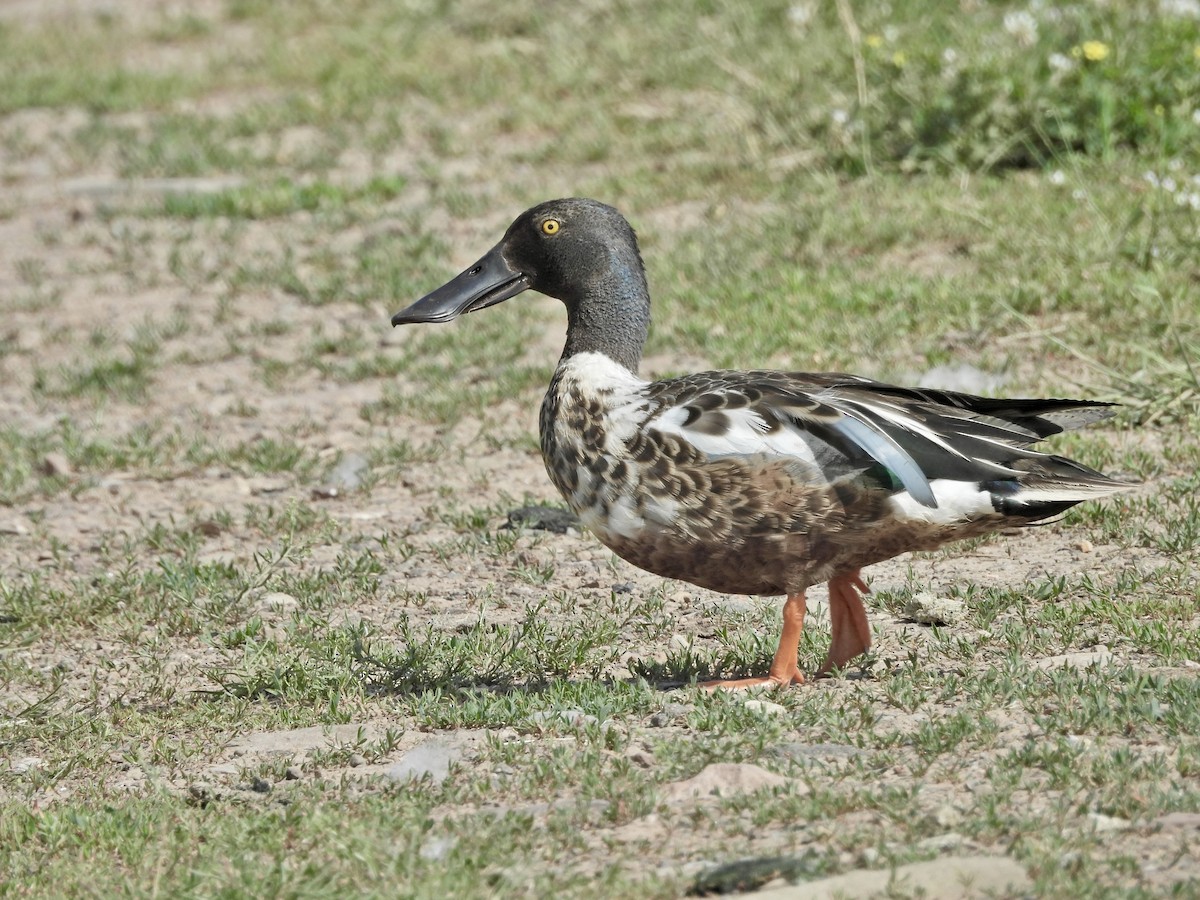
[1074, 539, 1095, 553]
[902, 592, 967, 626]
[284, 766, 303, 780]
[917, 832, 965, 852]
[40, 453, 72, 477]
[743, 699, 787, 717]
[934, 804, 963, 828]
[12, 757, 43, 774]
[194, 519, 223, 537]
[348, 753, 367, 768]
[625, 748, 655, 768]
[1088, 812, 1132, 832]
[251, 777, 272, 794]
[648, 712, 670, 727]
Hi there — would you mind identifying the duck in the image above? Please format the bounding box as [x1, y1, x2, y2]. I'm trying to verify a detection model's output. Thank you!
[391, 198, 1130, 689]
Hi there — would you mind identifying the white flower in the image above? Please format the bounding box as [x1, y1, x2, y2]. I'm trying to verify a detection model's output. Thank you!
[1193, 109, 1200, 126]
[1004, 10, 1039, 46]
[942, 48, 958, 65]
[831, 108, 849, 126]
[1160, 0, 1200, 18]
[1048, 53, 1075, 73]
[1143, 171, 1161, 188]
[1176, 191, 1200, 210]
[1049, 170, 1066, 185]
[788, 3, 816, 29]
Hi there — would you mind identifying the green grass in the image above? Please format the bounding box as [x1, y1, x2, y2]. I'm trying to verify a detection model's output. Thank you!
[1, 0, 1199, 897]
[160, 174, 407, 220]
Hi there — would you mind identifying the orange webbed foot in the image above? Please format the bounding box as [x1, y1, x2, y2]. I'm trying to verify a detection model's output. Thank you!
[699, 591, 809, 691]
[818, 570, 872, 676]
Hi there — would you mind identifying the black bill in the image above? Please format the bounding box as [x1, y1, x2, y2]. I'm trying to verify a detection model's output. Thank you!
[391, 244, 530, 326]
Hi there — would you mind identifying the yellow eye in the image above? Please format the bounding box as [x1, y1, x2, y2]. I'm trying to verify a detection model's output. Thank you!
[541, 218, 560, 236]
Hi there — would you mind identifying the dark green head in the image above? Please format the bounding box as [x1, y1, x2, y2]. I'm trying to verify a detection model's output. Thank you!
[392, 198, 651, 372]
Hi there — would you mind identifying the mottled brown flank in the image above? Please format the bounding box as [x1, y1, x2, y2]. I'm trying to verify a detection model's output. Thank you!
[538, 368, 1012, 597]
[600, 458, 1009, 596]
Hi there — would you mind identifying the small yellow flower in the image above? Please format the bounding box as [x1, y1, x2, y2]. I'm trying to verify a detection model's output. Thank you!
[892, 51, 907, 67]
[865, 33, 883, 48]
[1081, 40, 1110, 62]
[1155, 104, 1165, 117]
[1194, 44, 1200, 61]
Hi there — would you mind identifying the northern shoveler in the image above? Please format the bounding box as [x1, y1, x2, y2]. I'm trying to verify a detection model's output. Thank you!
[391, 198, 1129, 688]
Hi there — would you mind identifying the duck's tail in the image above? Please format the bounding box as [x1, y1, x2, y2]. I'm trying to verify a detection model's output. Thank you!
[983, 453, 1134, 521]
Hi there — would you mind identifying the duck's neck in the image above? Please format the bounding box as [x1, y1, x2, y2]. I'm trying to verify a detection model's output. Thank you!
[559, 255, 650, 375]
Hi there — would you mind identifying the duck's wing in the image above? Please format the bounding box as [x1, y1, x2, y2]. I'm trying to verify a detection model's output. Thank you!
[642, 371, 1123, 512]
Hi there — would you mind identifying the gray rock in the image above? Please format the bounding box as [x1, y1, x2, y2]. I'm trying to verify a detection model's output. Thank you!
[693, 855, 822, 895]
[902, 593, 967, 626]
[504, 505, 580, 534]
[743, 699, 787, 716]
[1087, 812, 1132, 832]
[933, 804, 964, 828]
[1035, 646, 1115, 671]
[11, 756, 42, 774]
[625, 747, 655, 768]
[917, 832, 967, 852]
[734, 855, 1030, 899]
[188, 782, 217, 803]
[387, 737, 461, 785]
[40, 452, 72, 477]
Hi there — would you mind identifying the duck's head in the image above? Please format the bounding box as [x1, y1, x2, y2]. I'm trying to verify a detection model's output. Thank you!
[392, 198, 650, 371]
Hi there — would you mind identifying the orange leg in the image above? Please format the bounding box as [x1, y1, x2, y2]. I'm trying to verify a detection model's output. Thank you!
[818, 570, 872, 675]
[701, 591, 808, 691]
